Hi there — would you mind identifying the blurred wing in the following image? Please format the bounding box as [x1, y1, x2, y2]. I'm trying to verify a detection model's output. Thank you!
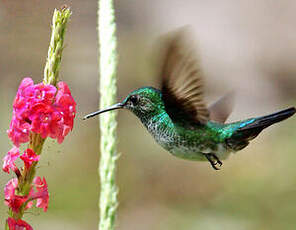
[209, 91, 234, 123]
[160, 28, 209, 124]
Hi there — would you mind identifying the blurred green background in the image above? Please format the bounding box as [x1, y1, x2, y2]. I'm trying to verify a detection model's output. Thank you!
[1, 0, 296, 229]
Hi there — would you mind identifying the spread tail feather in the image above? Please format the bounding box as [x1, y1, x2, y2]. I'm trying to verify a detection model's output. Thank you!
[227, 107, 296, 151]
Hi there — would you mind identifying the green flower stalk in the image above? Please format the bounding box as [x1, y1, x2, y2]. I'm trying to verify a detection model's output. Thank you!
[44, 7, 72, 86]
[97, 0, 119, 230]
[3, 7, 74, 230]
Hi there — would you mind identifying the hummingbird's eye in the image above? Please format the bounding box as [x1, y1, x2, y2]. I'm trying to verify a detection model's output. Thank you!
[129, 95, 139, 105]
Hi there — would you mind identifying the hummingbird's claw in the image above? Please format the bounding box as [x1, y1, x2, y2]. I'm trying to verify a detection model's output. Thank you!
[204, 153, 223, 170]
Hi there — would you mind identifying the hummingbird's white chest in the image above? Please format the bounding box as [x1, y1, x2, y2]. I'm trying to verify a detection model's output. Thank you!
[144, 116, 231, 162]
[169, 143, 230, 161]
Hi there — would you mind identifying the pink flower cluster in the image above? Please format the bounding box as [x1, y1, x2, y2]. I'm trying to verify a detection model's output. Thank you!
[3, 147, 39, 174]
[4, 176, 49, 213]
[7, 78, 76, 147]
[3, 77, 76, 229]
[3, 147, 48, 229]
[5, 176, 48, 230]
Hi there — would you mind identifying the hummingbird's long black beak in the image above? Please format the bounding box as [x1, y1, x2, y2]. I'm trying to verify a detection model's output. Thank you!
[83, 103, 123, 120]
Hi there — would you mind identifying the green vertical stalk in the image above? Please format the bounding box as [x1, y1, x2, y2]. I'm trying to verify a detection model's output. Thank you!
[97, 0, 118, 230]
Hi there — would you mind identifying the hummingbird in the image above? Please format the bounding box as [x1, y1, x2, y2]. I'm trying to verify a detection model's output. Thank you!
[84, 29, 296, 170]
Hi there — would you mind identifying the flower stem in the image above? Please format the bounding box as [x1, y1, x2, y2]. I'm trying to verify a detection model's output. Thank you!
[97, 0, 119, 230]
[5, 7, 72, 228]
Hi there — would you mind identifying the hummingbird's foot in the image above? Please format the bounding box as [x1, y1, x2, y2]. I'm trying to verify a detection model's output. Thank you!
[204, 153, 223, 170]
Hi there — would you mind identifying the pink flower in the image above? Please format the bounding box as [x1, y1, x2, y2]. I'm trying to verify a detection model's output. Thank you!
[4, 176, 49, 214]
[7, 217, 33, 230]
[4, 178, 32, 213]
[20, 149, 40, 169]
[55, 82, 76, 139]
[4, 178, 18, 201]
[7, 117, 31, 147]
[8, 78, 76, 146]
[27, 83, 57, 104]
[14, 78, 56, 110]
[29, 103, 63, 139]
[33, 177, 49, 212]
[2, 146, 20, 173]
[18, 77, 34, 91]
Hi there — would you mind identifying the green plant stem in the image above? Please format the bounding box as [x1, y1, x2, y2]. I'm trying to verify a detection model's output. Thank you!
[97, 0, 118, 230]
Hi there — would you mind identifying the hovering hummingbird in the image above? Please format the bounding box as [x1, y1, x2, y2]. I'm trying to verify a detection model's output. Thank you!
[84, 29, 295, 170]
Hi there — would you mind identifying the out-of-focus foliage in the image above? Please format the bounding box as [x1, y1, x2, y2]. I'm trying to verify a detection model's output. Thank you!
[0, 0, 296, 229]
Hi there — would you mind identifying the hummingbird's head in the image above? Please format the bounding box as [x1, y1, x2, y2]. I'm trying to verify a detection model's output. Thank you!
[122, 87, 164, 118]
[83, 87, 164, 120]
